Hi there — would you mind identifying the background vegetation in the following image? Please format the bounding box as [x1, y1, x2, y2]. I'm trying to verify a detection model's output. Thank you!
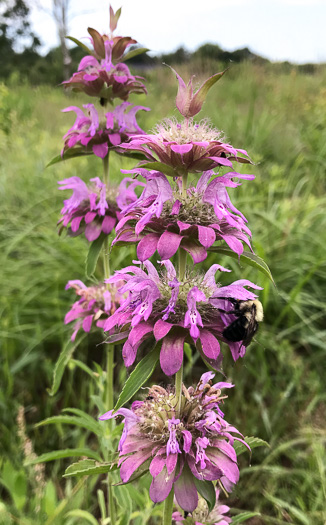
[0, 60, 326, 524]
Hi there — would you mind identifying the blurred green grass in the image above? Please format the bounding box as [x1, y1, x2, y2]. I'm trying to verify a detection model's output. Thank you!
[0, 62, 325, 524]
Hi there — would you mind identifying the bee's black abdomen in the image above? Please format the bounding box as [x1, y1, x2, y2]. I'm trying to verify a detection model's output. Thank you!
[223, 317, 247, 342]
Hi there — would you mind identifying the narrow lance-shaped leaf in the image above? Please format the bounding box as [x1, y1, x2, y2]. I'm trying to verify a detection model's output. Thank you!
[48, 333, 87, 396]
[85, 232, 106, 277]
[207, 246, 275, 285]
[138, 161, 176, 178]
[233, 436, 269, 457]
[64, 459, 118, 478]
[189, 69, 228, 116]
[66, 36, 93, 55]
[231, 512, 261, 524]
[24, 448, 102, 465]
[121, 47, 150, 62]
[46, 148, 92, 168]
[114, 344, 160, 411]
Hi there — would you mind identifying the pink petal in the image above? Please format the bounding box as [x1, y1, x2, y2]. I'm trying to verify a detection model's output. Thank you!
[85, 211, 97, 224]
[137, 233, 159, 261]
[93, 143, 109, 158]
[120, 449, 152, 482]
[181, 239, 207, 264]
[149, 466, 175, 503]
[174, 465, 198, 513]
[82, 315, 93, 332]
[160, 331, 185, 376]
[170, 143, 193, 154]
[149, 455, 166, 477]
[154, 319, 173, 341]
[157, 231, 183, 260]
[197, 225, 216, 248]
[70, 215, 83, 232]
[199, 330, 220, 359]
[166, 452, 178, 475]
[85, 222, 102, 241]
[102, 215, 116, 234]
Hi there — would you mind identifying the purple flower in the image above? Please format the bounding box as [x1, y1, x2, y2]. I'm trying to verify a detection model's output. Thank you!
[99, 374, 248, 513]
[63, 27, 146, 101]
[114, 170, 253, 263]
[172, 489, 232, 525]
[103, 260, 262, 375]
[61, 102, 149, 159]
[64, 280, 125, 341]
[120, 116, 251, 174]
[58, 176, 144, 241]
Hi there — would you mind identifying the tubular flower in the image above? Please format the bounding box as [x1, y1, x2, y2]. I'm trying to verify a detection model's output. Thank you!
[172, 489, 232, 525]
[62, 102, 150, 159]
[64, 280, 125, 341]
[58, 176, 144, 241]
[62, 20, 147, 102]
[114, 169, 254, 263]
[120, 116, 251, 174]
[103, 260, 262, 375]
[99, 373, 248, 512]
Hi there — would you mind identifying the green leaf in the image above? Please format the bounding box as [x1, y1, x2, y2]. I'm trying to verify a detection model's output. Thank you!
[121, 47, 150, 62]
[63, 459, 117, 478]
[48, 334, 87, 396]
[65, 510, 99, 525]
[114, 345, 160, 411]
[85, 232, 106, 277]
[231, 511, 261, 524]
[207, 246, 275, 285]
[24, 448, 102, 465]
[46, 148, 92, 168]
[189, 69, 228, 115]
[138, 161, 176, 178]
[114, 150, 148, 161]
[233, 436, 269, 456]
[193, 478, 216, 512]
[35, 414, 101, 435]
[66, 36, 93, 55]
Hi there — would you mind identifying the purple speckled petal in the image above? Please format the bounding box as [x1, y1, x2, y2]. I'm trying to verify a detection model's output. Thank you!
[157, 231, 183, 260]
[120, 449, 152, 483]
[174, 464, 198, 513]
[149, 466, 175, 503]
[182, 430, 192, 453]
[209, 156, 233, 167]
[170, 143, 193, 154]
[129, 322, 153, 347]
[221, 234, 244, 255]
[85, 211, 97, 224]
[82, 314, 93, 332]
[166, 452, 178, 475]
[160, 331, 185, 376]
[137, 233, 159, 261]
[199, 330, 220, 359]
[197, 225, 216, 248]
[93, 143, 109, 158]
[85, 222, 102, 241]
[181, 239, 207, 264]
[102, 215, 116, 234]
[122, 340, 137, 367]
[154, 319, 173, 340]
[149, 455, 166, 477]
[70, 215, 83, 232]
[206, 448, 239, 484]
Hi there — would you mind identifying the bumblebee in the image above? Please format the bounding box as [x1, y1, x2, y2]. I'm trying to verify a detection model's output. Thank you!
[222, 299, 263, 347]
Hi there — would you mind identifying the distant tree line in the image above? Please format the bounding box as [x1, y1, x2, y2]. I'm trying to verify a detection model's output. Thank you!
[0, 0, 321, 85]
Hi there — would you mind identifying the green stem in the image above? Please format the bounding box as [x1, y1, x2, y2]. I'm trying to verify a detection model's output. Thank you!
[102, 153, 110, 185]
[102, 154, 111, 284]
[106, 345, 116, 525]
[178, 249, 187, 282]
[163, 487, 174, 525]
[175, 362, 183, 416]
[181, 171, 188, 197]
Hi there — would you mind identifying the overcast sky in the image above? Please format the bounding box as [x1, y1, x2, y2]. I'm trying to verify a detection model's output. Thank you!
[30, 0, 326, 64]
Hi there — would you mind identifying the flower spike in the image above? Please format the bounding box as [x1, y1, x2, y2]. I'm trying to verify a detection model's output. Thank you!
[170, 66, 228, 118]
